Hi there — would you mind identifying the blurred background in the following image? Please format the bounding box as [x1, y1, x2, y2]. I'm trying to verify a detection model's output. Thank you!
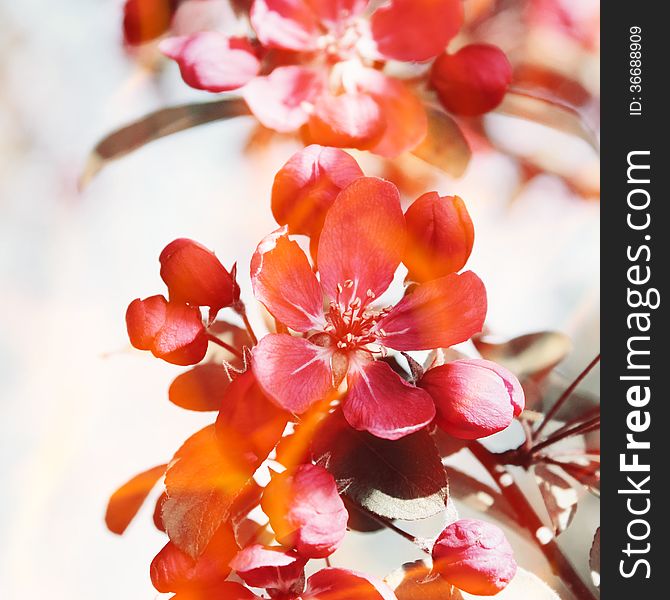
[0, 0, 598, 598]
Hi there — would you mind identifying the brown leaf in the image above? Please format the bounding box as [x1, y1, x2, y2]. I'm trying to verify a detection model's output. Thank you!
[81, 97, 249, 187]
[105, 464, 167, 534]
[534, 463, 580, 535]
[169, 364, 232, 412]
[589, 527, 600, 588]
[411, 108, 472, 178]
[385, 560, 464, 599]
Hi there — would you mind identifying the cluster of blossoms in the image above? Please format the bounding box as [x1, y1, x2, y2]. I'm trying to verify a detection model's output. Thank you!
[115, 144, 525, 599]
[122, 0, 512, 157]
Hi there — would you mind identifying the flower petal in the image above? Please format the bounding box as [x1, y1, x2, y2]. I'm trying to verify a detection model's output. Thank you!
[317, 177, 406, 304]
[243, 66, 323, 132]
[431, 44, 512, 116]
[304, 567, 397, 600]
[343, 361, 435, 440]
[261, 464, 348, 558]
[229, 545, 306, 592]
[123, 0, 175, 46]
[355, 69, 427, 157]
[271, 145, 364, 239]
[160, 33, 260, 92]
[307, 0, 369, 27]
[370, 0, 463, 62]
[307, 92, 385, 151]
[250, 0, 321, 51]
[153, 302, 209, 365]
[252, 334, 335, 413]
[251, 227, 325, 331]
[377, 271, 486, 351]
[172, 582, 260, 600]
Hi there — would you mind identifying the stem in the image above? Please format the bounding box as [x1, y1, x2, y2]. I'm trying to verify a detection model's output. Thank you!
[206, 333, 244, 359]
[530, 417, 601, 456]
[469, 441, 597, 600]
[534, 354, 600, 440]
[236, 304, 258, 345]
[355, 505, 431, 554]
[539, 406, 600, 445]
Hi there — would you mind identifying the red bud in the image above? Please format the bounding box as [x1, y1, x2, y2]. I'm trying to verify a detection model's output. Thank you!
[403, 192, 474, 282]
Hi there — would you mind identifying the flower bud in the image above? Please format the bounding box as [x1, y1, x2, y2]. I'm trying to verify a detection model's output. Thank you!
[229, 545, 306, 593]
[419, 359, 524, 439]
[261, 464, 348, 558]
[126, 295, 208, 365]
[431, 44, 512, 117]
[403, 192, 474, 282]
[432, 519, 517, 595]
[271, 145, 364, 240]
[159, 238, 239, 319]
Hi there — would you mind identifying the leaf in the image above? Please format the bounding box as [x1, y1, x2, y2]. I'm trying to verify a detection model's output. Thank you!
[589, 527, 600, 588]
[385, 560, 464, 599]
[312, 411, 448, 521]
[81, 97, 250, 187]
[105, 464, 167, 534]
[494, 90, 599, 152]
[534, 463, 580, 535]
[411, 108, 472, 178]
[553, 454, 600, 496]
[162, 425, 257, 559]
[169, 364, 232, 411]
[460, 567, 560, 600]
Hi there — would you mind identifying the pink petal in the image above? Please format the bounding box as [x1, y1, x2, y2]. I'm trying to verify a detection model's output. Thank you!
[378, 271, 486, 351]
[306, 0, 369, 26]
[126, 295, 168, 350]
[431, 44, 512, 116]
[153, 302, 209, 365]
[343, 361, 435, 440]
[229, 545, 306, 592]
[355, 68, 427, 157]
[304, 567, 397, 600]
[160, 33, 260, 92]
[271, 145, 364, 239]
[370, 0, 463, 62]
[317, 177, 406, 305]
[243, 66, 323, 132]
[261, 464, 348, 558]
[307, 92, 385, 151]
[252, 334, 335, 413]
[250, 0, 321, 51]
[251, 227, 324, 332]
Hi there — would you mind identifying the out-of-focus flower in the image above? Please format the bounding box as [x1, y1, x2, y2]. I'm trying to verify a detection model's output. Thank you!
[229, 545, 307, 594]
[123, 0, 179, 46]
[419, 359, 525, 439]
[155, 0, 510, 156]
[430, 44, 513, 117]
[303, 567, 397, 600]
[251, 176, 487, 440]
[403, 192, 474, 283]
[432, 519, 517, 595]
[126, 294, 208, 365]
[160, 238, 240, 320]
[262, 464, 348, 558]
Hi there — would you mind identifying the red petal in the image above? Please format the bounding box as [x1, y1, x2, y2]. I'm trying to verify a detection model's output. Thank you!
[355, 69, 427, 157]
[378, 271, 487, 351]
[252, 334, 335, 413]
[250, 0, 322, 51]
[370, 0, 463, 62]
[123, 0, 175, 46]
[431, 44, 512, 116]
[243, 66, 323, 132]
[307, 92, 385, 151]
[229, 545, 307, 592]
[304, 567, 397, 600]
[271, 145, 364, 239]
[105, 465, 167, 535]
[403, 192, 474, 282]
[160, 238, 239, 316]
[171, 582, 260, 600]
[317, 177, 406, 305]
[261, 464, 348, 558]
[251, 227, 324, 332]
[343, 361, 435, 440]
[306, 0, 369, 26]
[126, 295, 168, 350]
[160, 33, 260, 92]
[169, 364, 232, 411]
[150, 523, 238, 593]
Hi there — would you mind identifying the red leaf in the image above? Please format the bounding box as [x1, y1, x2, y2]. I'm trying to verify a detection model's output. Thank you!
[169, 364, 232, 411]
[105, 464, 167, 534]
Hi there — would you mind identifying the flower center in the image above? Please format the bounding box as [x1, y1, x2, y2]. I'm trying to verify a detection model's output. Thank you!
[317, 18, 366, 61]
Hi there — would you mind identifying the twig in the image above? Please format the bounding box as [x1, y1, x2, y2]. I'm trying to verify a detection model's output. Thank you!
[236, 303, 258, 345]
[206, 333, 244, 359]
[530, 417, 600, 456]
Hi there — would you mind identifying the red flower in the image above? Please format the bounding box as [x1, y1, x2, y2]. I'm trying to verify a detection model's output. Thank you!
[432, 519, 517, 595]
[126, 294, 208, 365]
[250, 177, 487, 440]
[158, 0, 491, 156]
[261, 464, 348, 558]
[419, 359, 525, 439]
